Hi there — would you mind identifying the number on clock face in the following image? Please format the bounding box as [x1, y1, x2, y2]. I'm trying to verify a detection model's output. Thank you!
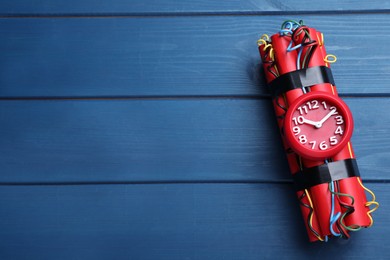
[297, 100, 320, 115]
[290, 100, 345, 151]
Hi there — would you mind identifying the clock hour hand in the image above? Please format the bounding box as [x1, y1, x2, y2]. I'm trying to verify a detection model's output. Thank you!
[301, 117, 319, 127]
[316, 108, 337, 128]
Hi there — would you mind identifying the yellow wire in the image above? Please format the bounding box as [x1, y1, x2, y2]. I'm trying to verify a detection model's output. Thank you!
[331, 85, 335, 95]
[261, 34, 270, 41]
[324, 54, 337, 63]
[258, 34, 276, 62]
[257, 34, 278, 76]
[257, 34, 270, 46]
[261, 43, 275, 61]
[316, 33, 323, 47]
[357, 177, 379, 227]
[305, 189, 324, 241]
[257, 38, 267, 46]
[347, 142, 354, 158]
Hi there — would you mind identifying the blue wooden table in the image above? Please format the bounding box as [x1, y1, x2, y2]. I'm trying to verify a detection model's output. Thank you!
[0, 1, 389, 259]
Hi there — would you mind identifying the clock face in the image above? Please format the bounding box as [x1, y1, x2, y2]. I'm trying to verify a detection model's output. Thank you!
[284, 92, 353, 160]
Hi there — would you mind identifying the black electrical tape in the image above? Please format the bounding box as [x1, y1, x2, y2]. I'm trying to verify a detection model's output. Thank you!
[293, 159, 360, 191]
[269, 66, 335, 97]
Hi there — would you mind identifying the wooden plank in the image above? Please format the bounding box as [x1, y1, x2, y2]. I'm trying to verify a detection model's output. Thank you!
[0, 98, 388, 184]
[0, 1, 388, 15]
[0, 183, 387, 259]
[0, 15, 389, 97]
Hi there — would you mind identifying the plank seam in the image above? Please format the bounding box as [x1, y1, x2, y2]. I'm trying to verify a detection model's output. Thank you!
[0, 179, 387, 186]
[0, 9, 390, 18]
[0, 94, 389, 101]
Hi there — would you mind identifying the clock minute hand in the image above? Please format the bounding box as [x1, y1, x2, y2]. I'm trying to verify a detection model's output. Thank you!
[316, 109, 337, 128]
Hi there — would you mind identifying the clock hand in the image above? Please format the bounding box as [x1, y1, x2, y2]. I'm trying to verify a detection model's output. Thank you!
[316, 109, 337, 128]
[301, 117, 319, 127]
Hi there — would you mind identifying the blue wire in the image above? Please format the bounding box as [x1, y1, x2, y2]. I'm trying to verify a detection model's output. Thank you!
[280, 21, 301, 36]
[279, 29, 293, 36]
[287, 41, 302, 52]
[281, 21, 301, 31]
[286, 38, 302, 70]
[329, 181, 341, 237]
[281, 21, 304, 70]
[296, 47, 303, 70]
[283, 22, 294, 30]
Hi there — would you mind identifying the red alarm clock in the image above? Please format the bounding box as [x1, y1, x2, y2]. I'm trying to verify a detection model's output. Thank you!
[284, 91, 353, 160]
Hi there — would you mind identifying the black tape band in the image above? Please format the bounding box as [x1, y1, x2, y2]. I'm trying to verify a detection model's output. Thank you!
[269, 66, 335, 97]
[293, 159, 360, 191]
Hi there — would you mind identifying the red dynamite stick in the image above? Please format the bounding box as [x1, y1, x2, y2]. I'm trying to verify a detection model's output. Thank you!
[259, 42, 303, 175]
[260, 33, 327, 241]
[309, 182, 343, 237]
[259, 44, 302, 175]
[271, 34, 298, 75]
[338, 177, 371, 227]
[296, 190, 323, 242]
[267, 34, 326, 240]
[292, 28, 347, 238]
[332, 142, 371, 227]
[322, 27, 370, 225]
[293, 28, 326, 68]
[313, 30, 338, 96]
[258, 44, 278, 83]
[305, 29, 335, 94]
[288, 27, 339, 238]
[259, 41, 303, 174]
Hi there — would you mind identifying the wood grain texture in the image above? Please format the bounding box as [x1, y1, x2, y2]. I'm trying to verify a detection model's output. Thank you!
[0, 2, 388, 258]
[0, 15, 389, 97]
[0, 0, 388, 14]
[0, 98, 388, 184]
[0, 183, 387, 259]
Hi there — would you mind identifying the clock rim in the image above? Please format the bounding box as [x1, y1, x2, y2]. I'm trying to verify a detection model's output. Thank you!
[284, 91, 354, 160]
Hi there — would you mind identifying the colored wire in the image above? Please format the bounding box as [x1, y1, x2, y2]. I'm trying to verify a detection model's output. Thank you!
[275, 95, 287, 112]
[258, 36, 279, 79]
[258, 34, 269, 42]
[333, 181, 361, 232]
[335, 221, 350, 239]
[281, 20, 304, 30]
[301, 45, 312, 68]
[262, 42, 274, 59]
[357, 177, 379, 227]
[297, 46, 304, 70]
[287, 41, 302, 52]
[279, 21, 301, 36]
[294, 26, 317, 71]
[279, 28, 294, 36]
[302, 44, 317, 69]
[324, 54, 337, 63]
[257, 34, 270, 47]
[328, 182, 342, 236]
